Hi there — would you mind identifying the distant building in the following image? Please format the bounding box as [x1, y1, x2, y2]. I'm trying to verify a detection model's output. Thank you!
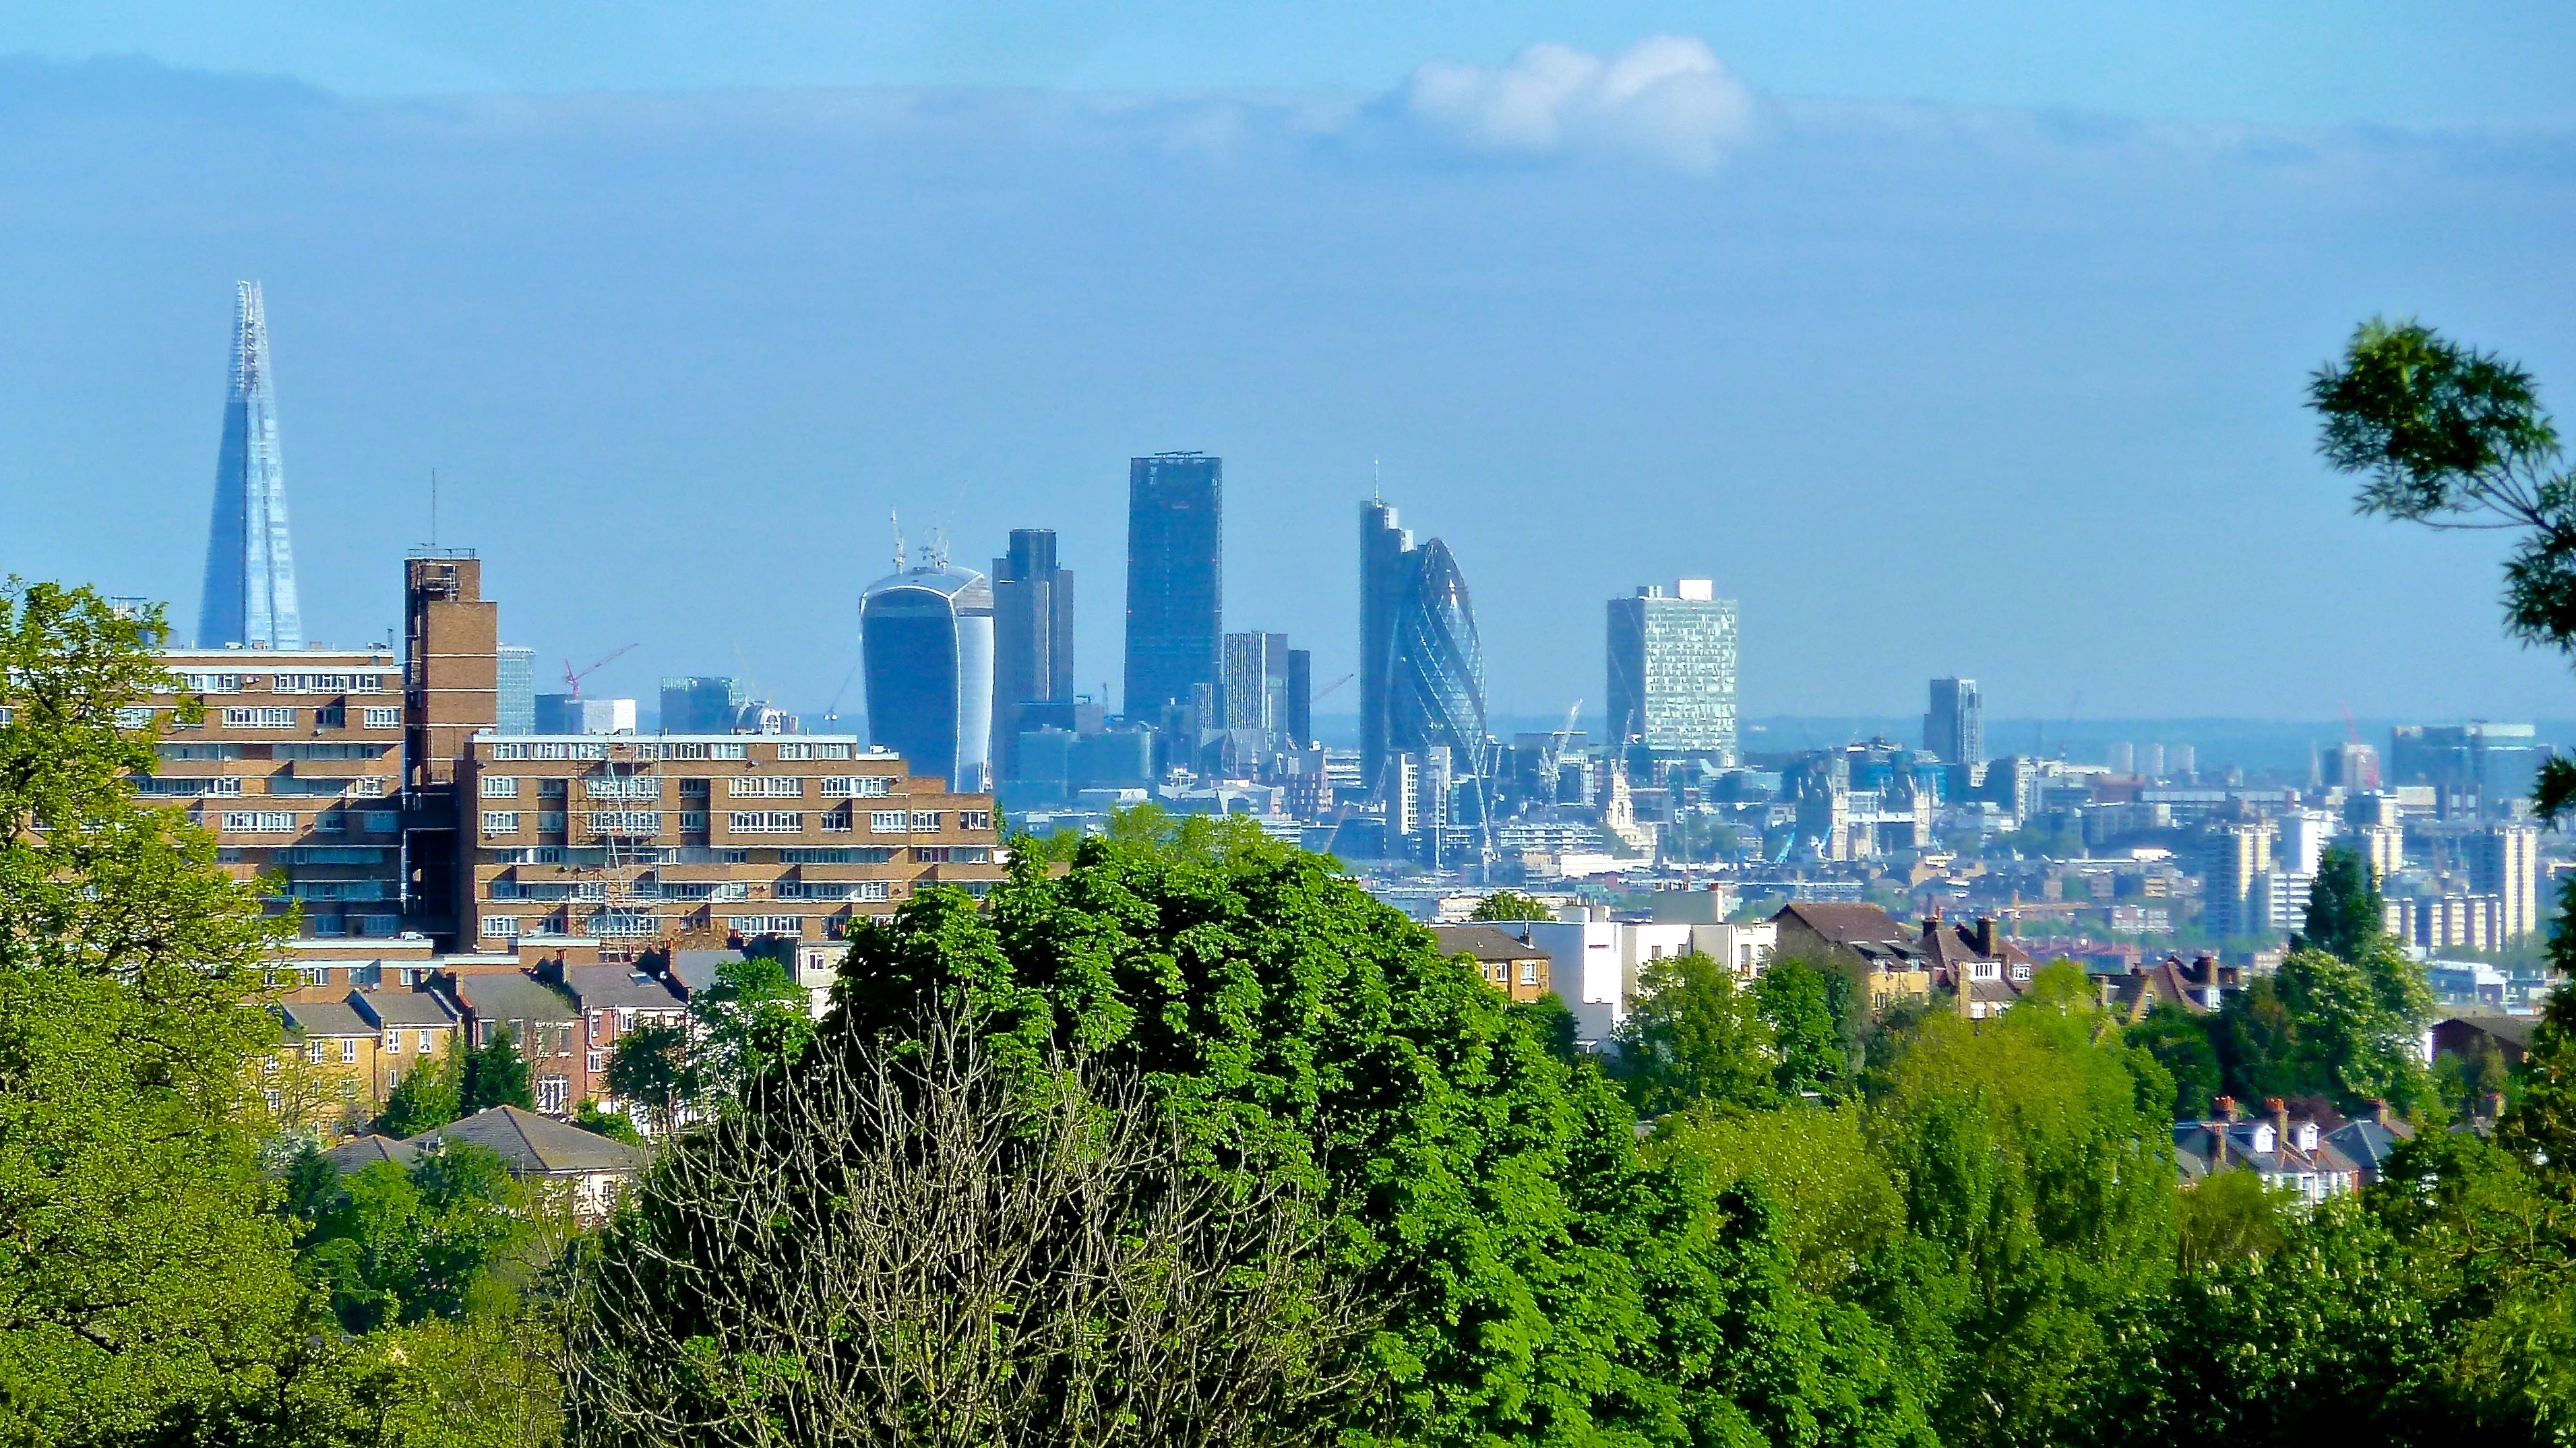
[2467, 822, 2542, 941]
[990, 528, 1075, 782]
[1924, 677, 1983, 766]
[2205, 822, 2275, 939]
[196, 282, 303, 651]
[1125, 453, 1223, 725]
[534, 695, 638, 735]
[2277, 809, 2337, 878]
[660, 676, 752, 734]
[1285, 648, 1313, 749]
[2323, 741, 2381, 792]
[1360, 500, 1411, 788]
[1221, 631, 1291, 739]
[2106, 741, 2135, 774]
[1605, 579, 1739, 761]
[496, 646, 536, 734]
[2391, 722, 2550, 815]
[861, 558, 995, 794]
[1387, 538, 1489, 782]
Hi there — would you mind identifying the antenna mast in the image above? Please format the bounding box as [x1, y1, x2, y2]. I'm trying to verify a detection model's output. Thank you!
[890, 508, 907, 572]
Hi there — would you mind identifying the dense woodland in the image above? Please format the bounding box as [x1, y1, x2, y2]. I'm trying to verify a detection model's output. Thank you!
[11, 321, 2576, 1445]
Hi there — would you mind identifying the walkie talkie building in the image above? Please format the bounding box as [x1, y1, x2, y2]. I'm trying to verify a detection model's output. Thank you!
[862, 560, 996, 793]
[196, 282, 303, 651]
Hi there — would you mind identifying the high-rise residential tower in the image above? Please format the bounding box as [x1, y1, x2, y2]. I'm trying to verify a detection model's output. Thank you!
[196, 282, 303, 650]
[1124, 453, 1221, 724]
[1925, 678, 1984, 766]
[863, 553, 995, 792]
[1605, 579, 1738, 761]
[2470, 822, 2542, 941]
[1359, 501, 1413, 787]
[991, 528, 1075, 779]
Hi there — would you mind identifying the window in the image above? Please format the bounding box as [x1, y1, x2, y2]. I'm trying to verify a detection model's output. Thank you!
[484, 915, 522, 939]
[586, 776, 660, 800]
[730, 811, 804, 833]
[679, 811, 709, 831]
[264, 1088, 281, 1112]
[352, 914, 400, 937]
[664, 741, 748, 760]
[482, 811, 521, 835]
[313, 704, 346, 729]
[483, 776, 521, 798]
[588, 811, 662, 835]
[728, 776, 802, 797]
[782, 848, 896, 864]
[419, 1029, 435, 1053]
[360, 811, 398, 833]
[489, 846, 564, 864]
[536, 1075, 570, 1114]
[383, 1028, 402, 1052]
[1519, 962, 1540, 986]
[820, 807, 853, 833]
[272, 672, 389, 694]
[958, 810, 993, 831]
[869, 811, 906, 833]
[774, 742, 813, 760]
[587, 1050, 605, 1074]
[158, 743, 243, 761]
[386, 1069, 400, 1089]
[815, 742, 853, 759]
[177, 672, 247, 693]
[593, 910, 658, 937]
[223, 811, 296, 832]
[727, 914, 804, 937]
[490, 742, 527, 759]
[658, 881, 748, 901]
[224, 707, 296, 728]
[679, 777, 710, 796]
[853, 879, 892, 902]
[540, 811, 568, 831]
[115, 705, 156, 728]
[137, 776, 243, 796]
[823, 775, 895, 798]
[313, 810, 344, 834]
[362, 706, 401, 728]
[539, 777, 569, 796]
[349, 776, 390, 796]
[340, 1038, 359, 1064]
[616, 1007, 636, 1032]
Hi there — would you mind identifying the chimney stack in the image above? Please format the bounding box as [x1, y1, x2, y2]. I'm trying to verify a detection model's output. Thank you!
[2266, 1096, 2290, 1148]
[2370, 1098, 2393, 1129]
[2213, 1095, 2236, 1121]
[1973, 915, 1996, 957]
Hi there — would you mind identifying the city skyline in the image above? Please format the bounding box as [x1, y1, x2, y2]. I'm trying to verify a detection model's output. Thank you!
[5, 54, 2574, 721]
[194, 280, 301, 652]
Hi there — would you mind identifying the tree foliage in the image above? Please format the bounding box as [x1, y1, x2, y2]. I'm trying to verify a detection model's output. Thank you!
[286, 1140, 531, 1334]
[1614, 949, 1780, 1116]
[2301, 844, 2386, 962]
[1466, 889, 1557, 922]
[463, 1025, 534, 1114]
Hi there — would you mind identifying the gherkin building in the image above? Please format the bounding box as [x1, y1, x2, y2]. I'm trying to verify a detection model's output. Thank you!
[1387, 538, 1487, 767]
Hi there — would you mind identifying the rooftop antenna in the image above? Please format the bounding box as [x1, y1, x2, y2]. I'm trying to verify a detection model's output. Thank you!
[429, 468, 437, 550]
[1372, 458, 1381, 504]
[890, 508, 907, 573]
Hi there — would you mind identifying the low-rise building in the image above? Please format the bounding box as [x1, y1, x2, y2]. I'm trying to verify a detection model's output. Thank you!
[1429, 924, 1554, 1002]
[440, 969, 584, 1115]
[401, 1104, 650, 1224]
[350, 987, 463, 1099]
[2173, 1096, 2369, 1205]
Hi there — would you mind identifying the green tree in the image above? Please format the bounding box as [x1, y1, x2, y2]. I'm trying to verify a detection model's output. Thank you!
[693, 951, 816, 1097]
[603, 1017, 698, 1135]
[1657, 1102, 1905, 1297]
[1466, 888, 1556, 921]
[2127, 1001, 2223, 1119]
[2172, 1168, 2290, 1273]
[0, 582, 321, 1444]
[2215, 947, 2430, 1112]
[293, 1140, 529, 1334]
[1614, 949, 1781, 1116]
[1754, 956, 1849, 1098]
[570, 1100, 644, 1145]
[462, 1024, 534, 1114]
[381, 1035, 466, 1137]
[2300, 844, 2387, 962]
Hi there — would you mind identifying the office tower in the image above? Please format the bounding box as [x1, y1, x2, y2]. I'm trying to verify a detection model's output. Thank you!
[1386, 539, 1487, 769]
[196, 282, 303, 650]
[2390, 722, 2550, 814]
[2323, 741, 2381, 792]
[1124, 453, 1221, 724]
[1924, 678, 1983, 766]
[1360, 501, 1414, 787]
[2173, 744, 2197, 777]
[2140, 743, 2167, 778]
[862, 555, 995, 792]
[1221, 631, 1290, 736]
[495, 646, 536, 734]
[2106, 741, 2135, 774]
[1285, 648, 1312, 749]
[534, 695, 638, 734]
[2470, 823, 2542, 941]
[991, 528, 1075, 779]
[661, 676, 752, 734]
[1605, 579, 1739, 760]
[2205, 821, 2274, 939]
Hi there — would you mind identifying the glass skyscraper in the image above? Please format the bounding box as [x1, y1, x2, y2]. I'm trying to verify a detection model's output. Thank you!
[661, 676, 753, 734]
[1123, 453, 1221, 724]
[195, 282, 303, 650]
[991, 528, 1075, 780]
[1924, 677, 1984, 766]
[1359, 500, 1412, 788]
[1606, 580, 1739, 760]
[1388, 539, 1488, 766]
[495, 646, 537, 734]
[863, 561, 996, 792]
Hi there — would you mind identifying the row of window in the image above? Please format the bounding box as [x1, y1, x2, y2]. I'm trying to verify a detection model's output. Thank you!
[479, 773, 898, 800]
[221, 810, 400, 834]
[175, 671, 391, 695]
[477, 807, 965, 837]
[483, 740, 873, 763]
[200, 705, 404, 730]
[481, 901, 888, 940]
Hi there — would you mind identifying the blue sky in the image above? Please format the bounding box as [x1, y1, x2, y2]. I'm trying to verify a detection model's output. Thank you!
[3, 7, 2573, 724]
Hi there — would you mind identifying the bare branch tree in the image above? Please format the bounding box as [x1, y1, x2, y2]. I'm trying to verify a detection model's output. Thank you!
[559, 1001, 1381, 1448]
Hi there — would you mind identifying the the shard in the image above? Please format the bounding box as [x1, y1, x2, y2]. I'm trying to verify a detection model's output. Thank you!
[196, 281, 303, 650]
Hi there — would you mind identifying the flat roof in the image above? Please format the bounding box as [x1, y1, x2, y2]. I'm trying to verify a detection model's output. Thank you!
[472, 733, 876, 746]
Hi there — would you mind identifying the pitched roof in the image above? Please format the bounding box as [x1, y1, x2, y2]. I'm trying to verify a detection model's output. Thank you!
[1771, 902, 1913, 948]
[2441, 1014, 2538, 1051]
[349, 988, 459, 1029]
[324, 1134, 419, 1174]
[667, 949, 745, 998]
[408, 1104, 649, 1176]
[448, 972, 578, 1026]
[2324, 1117, 2413, 1176]
[280, 999, 372, 1038]
[560, 966, 687, 1011]
[1430, 924, 1550, 963]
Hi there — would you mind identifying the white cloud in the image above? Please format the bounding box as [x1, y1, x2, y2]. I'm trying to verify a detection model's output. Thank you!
[1403, 36, 1754, 171]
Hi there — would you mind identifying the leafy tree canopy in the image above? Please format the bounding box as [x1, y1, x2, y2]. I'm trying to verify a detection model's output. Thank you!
[1466, 889, 1557, 922]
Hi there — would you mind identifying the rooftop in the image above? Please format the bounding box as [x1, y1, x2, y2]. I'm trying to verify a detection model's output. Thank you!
[413, 1105, 648, 1176]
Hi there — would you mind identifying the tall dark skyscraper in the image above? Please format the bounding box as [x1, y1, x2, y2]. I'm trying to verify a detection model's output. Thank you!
[1124, 453, 1221, 724]
[991, 528, 1075, 780]
[196, 282, 303, 650]
[1285, 648, 1313, 750]
[1925, 677, 1984, 765]
[1359, 500, 1413, 786]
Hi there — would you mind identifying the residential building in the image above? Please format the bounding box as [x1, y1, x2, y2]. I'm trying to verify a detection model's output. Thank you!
[404, 1105, 649, 1224]
[137, 646, 408, 938]
[989, 528, 1075, 780]
[1924, 678, 1983, 767]
[1428, 923, 1554, 1002]
[196, 281, 302, 651]
[2468, 822, 2542, 941]
[460, 731, 1002, 955]
[441, 970, 585, 1114]
[1125, 453, 1223, 724]
[861, 557, 995, 793]
[2174, 1097, 2369, 1205]
[2205, 822, 2275, 939]
[1606, 579, 1739, 761]
[495, 646, 537, 734]
[2434, 1014, 2536, 1071]
[350, 988, 464, 1100]
[542, 959, 687, 1112]
[2359, 821, 2405, 883]
[1769, 902, 1934, 1010]
[2278, 809, 2337, 878]
[272, 998, 381, 1130]
[660, 676, 752, 734]
[1516, 910, 1628, 1048]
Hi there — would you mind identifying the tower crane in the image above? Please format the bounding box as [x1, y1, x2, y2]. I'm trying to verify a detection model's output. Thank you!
[562, 643, 638, 700]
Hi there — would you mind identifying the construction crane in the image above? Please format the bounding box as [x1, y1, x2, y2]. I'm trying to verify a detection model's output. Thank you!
[562, 643, 638, 700]
[820, 662, 861, 729]
[1312, 672, 1355, 702]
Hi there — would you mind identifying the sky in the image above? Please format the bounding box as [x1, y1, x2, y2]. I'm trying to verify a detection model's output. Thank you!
[3, 5, 2574, 726]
